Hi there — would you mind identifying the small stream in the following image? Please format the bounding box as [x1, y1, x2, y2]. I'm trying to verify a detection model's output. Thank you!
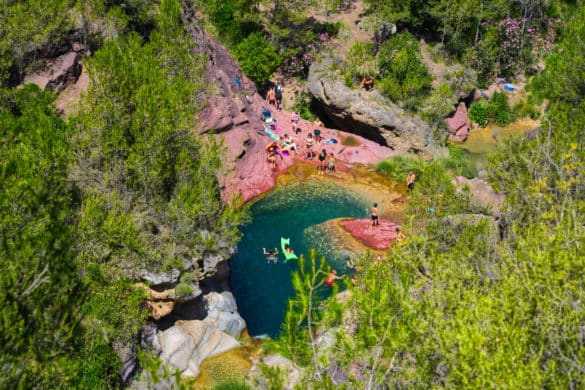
[229, 179, 370, 337]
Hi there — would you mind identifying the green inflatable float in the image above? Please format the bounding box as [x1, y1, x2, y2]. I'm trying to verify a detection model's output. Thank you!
[281, 237, 298, 261]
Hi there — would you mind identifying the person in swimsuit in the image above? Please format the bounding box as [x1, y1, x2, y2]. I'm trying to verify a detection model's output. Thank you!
[324, 270, 343, 286]
[291, 111, 300, 131]
[275, 85, 283, 111]
[371, 203, 379, 227]
[263, 247, 279, 263]
[284, 244, 294, 255]
[407, 171, 416, 191]
[266, 141, 279, 168]
[317, 148, 327, 174]
[305, 133, 314, 159]
[328, 153, 336, 174]
[266, 87, 276, 107]
[281, 134, 297, 155]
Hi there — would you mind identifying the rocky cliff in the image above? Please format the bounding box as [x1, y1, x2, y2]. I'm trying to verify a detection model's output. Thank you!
[307, 57, 435, 154]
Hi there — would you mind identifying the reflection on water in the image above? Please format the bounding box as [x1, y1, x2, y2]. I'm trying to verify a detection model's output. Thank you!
[230, 179, 370, 337]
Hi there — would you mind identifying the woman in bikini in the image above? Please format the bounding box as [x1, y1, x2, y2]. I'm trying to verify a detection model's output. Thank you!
[328, 153, 336, 174]
[305, 133, 314, 159]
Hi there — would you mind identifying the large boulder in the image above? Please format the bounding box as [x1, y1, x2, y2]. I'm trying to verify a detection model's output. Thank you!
[307, 58, 434, 154]
[203, 291, 246, 338]
[247, 354, 303, 390]
[23, 51, 82, 93]
[152, 320, 239, 378]
[454, 176, 504, 216]
[446, 103, 471, 142]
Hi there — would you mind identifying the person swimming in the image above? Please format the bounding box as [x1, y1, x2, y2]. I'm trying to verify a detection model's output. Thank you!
[263, 247, 279, 263]
[324, 269, 343, 286]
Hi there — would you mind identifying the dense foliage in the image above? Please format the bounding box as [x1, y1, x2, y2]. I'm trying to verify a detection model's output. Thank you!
[233, 32, 282, 83]
[1, 0, 248, 386]
[270, 4, 585, 387]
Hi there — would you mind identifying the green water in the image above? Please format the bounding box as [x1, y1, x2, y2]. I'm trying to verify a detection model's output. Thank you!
[230, 179, 370, 337]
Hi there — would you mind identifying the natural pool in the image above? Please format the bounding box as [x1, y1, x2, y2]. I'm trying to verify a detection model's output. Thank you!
[229, 179, 371, 337]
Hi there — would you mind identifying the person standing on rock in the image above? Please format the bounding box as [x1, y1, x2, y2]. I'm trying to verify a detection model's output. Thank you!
[291, 111, 300, 131]
[317, 148, 327, 174]
[275, 84, 283, 111]
[370, 203, 379, 227]
[328, 153, 336, 174]
[407, 171, 416, 191]
[266, 87, 276, 107]
[305, 133, 315, 160]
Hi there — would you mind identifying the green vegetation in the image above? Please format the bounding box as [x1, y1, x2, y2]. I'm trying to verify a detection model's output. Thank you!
[267, 4, 585, 388]
[290, 92, 318, 121]
[469, 92, 515, 127]
[233, 32, 281, 83]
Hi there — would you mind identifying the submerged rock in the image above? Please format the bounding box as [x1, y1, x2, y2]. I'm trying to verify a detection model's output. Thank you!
[307, 57, 434, 154]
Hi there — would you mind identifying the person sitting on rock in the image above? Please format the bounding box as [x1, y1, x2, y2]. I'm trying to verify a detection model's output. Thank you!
[266, 141, 279, 168]
[263, 247, 279, 262]
[362, 75, 374, 91]
[281, 134, 297, 155]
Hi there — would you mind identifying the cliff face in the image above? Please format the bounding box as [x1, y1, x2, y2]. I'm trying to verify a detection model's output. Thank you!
[307, 57, 435, 154]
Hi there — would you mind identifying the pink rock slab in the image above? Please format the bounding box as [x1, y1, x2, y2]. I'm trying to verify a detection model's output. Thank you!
[339, 218, 399, 251]
[219, 98, 397, 204]
[446, 103, 470, 142]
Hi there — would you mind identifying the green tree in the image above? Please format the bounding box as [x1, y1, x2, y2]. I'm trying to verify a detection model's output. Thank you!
[0, 85, 82, 387]
[233, 32, 281, 83]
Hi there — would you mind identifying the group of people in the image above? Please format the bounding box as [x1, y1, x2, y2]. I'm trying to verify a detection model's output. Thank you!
[266, 85, 283, 111]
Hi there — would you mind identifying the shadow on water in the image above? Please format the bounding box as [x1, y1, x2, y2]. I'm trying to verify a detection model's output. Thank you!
[229, 179, 370, 337]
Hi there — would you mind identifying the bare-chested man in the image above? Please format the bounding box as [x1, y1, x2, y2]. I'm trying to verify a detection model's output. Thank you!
[371, 203, 379, 227]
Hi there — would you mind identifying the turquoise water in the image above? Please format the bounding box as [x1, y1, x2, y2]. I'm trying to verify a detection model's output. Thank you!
[229, 180, 370, 337]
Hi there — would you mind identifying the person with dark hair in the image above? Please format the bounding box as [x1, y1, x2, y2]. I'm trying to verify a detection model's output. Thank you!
[275, 84, 283, 111]
[318, 148, 327, 174]
[371, 203, 379, 227]
[362, 75, 374, 91]
[263, 247, 279, 263]
[324, 269, 343, 286]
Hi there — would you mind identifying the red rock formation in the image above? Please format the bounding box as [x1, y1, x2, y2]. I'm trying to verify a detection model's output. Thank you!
[339, 218, 399, 250]
[187, 20, 397, 204]
[446, 103, 471, 142]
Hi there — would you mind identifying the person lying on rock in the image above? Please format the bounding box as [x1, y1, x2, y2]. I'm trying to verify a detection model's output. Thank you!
[263, 247, 279, 263]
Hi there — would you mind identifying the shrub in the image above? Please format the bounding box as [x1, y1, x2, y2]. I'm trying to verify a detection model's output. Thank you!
[291, 92, 317, 121]
[513, 100, 540, 120]
[489, 92, 515, 126]
[377, 32, 432, 106]
[212, 379, 254, 390]
[233, 33, 281, 83]
[469, 100, 490, 127]
[175, 283, 194, 297]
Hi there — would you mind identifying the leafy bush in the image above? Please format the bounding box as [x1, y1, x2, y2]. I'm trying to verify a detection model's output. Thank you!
[233, 32, 281, 83]
[469, 92, 515, 127]
[291, 92, 317, 121]
[377, 32, 432, 108]
[489, 92, 515, 126]
[175, 283, 194, 297]
[513, 100, 540, 120]
[441, 145, 478, 178]
[469, 99, 490, 127]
